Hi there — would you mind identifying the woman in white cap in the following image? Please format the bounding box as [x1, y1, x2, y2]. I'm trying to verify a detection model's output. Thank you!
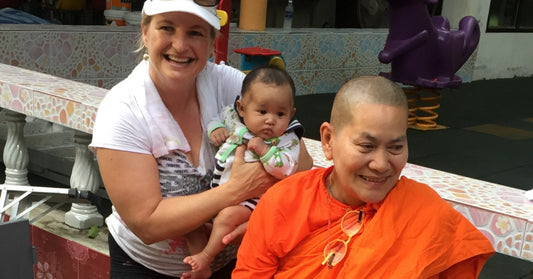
[89, 0, 313, 278]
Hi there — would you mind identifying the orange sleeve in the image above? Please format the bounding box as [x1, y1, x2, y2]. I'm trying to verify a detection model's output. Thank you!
[232, 192, 280, 279]
[414, 192, 495, 278]
[439, 253, 493, 278]
[437, 208, 495, 278]
[233, 169, 327, 279]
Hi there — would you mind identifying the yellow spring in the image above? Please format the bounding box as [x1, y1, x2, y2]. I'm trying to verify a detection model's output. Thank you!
[403, 87, 441, 129]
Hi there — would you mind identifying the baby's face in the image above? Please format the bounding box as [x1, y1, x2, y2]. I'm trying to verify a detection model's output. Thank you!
[237, 82, 295, 140]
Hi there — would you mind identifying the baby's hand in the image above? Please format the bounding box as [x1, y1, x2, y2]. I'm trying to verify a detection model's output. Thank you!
[210, 127, 229, 146]
[247, 137, 270, 157]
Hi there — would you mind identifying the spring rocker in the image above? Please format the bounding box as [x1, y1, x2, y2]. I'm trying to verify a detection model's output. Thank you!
[234, 47, 286, 74]
[378, 0, 480, 129]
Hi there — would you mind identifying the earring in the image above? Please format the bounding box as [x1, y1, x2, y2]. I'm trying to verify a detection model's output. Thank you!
[143, 53, 149, 61]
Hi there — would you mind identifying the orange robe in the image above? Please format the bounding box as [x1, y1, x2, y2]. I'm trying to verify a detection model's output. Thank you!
[233, 167, 494, 279]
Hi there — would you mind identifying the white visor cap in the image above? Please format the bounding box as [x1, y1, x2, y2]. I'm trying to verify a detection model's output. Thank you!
[142, 0, 220, 30]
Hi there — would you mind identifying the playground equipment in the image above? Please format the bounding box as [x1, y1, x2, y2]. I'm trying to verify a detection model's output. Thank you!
[215, 0, 230, 63]
[234, 47, 286, 73]
[378, 0, 480, 129]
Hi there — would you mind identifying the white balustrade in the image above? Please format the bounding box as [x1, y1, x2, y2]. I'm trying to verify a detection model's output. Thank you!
[0, 63, 108, 229]
[65, 132, 103, 229]
[2, 110, 30, 220]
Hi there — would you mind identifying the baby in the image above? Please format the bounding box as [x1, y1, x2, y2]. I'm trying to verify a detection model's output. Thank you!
[182, 65, 302, 278]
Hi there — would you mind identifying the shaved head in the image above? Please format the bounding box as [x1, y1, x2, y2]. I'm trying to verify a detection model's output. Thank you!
[330, 76, 408, 133]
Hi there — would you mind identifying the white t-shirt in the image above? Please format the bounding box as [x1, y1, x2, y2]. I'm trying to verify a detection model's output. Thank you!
[89, 60, 244, 277]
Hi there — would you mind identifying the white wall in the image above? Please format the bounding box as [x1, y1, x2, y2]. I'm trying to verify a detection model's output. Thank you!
[475, 34, 533, 80]
[442, 0, 533, 80]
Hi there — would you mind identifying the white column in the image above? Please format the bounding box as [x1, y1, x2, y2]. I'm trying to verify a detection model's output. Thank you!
[3, 110, 30, 219]
[65, 131, 103, 229]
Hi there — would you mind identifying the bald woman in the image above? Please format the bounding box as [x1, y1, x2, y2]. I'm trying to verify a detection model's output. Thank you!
[233, 76, 494, 279]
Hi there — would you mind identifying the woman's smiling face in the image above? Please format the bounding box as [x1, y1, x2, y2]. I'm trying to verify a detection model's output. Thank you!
[142, 12, 214, 85]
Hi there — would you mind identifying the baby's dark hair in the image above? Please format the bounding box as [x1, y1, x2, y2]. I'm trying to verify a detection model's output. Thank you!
[241, 65, 296, 99]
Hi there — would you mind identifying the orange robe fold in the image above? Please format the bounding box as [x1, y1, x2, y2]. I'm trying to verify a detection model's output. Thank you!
[233, 167, 494, 279]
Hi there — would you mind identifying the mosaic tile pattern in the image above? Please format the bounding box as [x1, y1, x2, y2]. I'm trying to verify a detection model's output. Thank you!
[523, 223, 533, 261]
[0, 25, 476, 96]
[226, 29, 391, 95]
[0, 64, 107, 134]
[302, 138, 533, 261]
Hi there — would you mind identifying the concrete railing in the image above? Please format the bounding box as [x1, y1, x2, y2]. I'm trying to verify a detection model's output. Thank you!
[1, 63, 532, 262]
[0, 63, 107, 229]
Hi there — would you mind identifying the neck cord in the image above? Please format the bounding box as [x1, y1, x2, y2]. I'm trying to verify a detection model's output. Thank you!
[326, 175, 334, 245]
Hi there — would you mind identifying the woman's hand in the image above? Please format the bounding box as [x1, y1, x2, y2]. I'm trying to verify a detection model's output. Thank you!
[225, 145, 278, 202]
[297, 139, 313, 171]
[222, 221, 248, 245]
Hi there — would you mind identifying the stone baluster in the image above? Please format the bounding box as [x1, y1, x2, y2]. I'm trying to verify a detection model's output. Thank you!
[2, 110, 30, 220]
[65, 131, 103, 229]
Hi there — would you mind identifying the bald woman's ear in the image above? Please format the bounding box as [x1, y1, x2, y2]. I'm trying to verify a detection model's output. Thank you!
[320, 122, 334, 161]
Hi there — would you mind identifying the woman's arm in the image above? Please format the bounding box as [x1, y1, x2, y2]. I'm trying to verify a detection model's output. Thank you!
[297, 139, 313, 171]
[97, 145, 276, 244]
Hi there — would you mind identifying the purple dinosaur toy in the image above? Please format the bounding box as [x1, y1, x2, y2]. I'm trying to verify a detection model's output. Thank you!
[378, 0, 480, 88]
